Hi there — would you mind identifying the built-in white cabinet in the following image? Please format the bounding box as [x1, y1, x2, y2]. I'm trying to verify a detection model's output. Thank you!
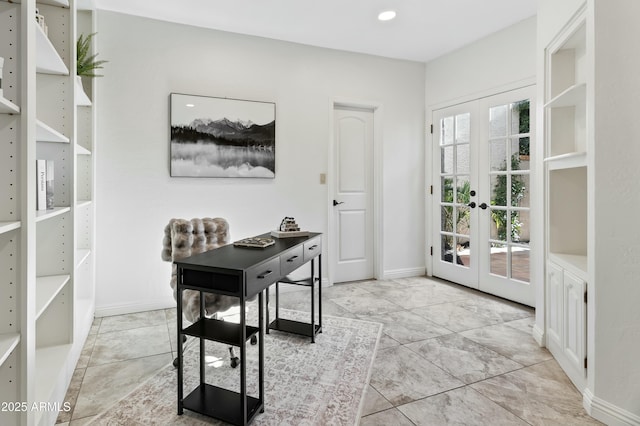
[542, 2, 640, 422]
[546, 262, 586, 389]
[0, 0, 95, 424]
[543, 3, 588, 393]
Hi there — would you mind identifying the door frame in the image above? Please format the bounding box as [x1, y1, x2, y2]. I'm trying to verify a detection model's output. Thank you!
[328, 97, 384, 285]
[425, 79, 540, 299]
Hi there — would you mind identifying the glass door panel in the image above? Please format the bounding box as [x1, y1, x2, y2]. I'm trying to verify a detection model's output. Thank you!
[479, 87, 535, 306]
[432, 102, 478, 287]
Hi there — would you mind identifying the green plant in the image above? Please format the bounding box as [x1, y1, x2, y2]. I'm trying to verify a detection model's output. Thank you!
[515, 100, 530, 156]
[441, 178, 471, 250]
[77, 33, 107, 77]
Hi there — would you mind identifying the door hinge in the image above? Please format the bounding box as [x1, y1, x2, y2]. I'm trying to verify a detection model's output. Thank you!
[584, 288, 587, 304]
[584, 357, 588, 369]
[430, 246, 433, 256]
[430, 185, 433, 195]
[430, 124, 433, 134]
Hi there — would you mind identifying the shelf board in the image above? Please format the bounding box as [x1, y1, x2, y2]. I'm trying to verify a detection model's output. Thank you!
[36, 23, 69, 75]
[37, 120, 70, 143]
[182, 384, 262, 425]
[0, 221, 21, 235]
[549, 252, 588, 280]
[544, 152, 587, 170]
[35, 206, 71, 222]
[183, 318, 259, 347]
[76, 200, 92, 209]
[76, 249, 91, 268]
[34, 344, 72, 409]
[75, 77, 92, 106]
[76, 144, 92, 155]
[0, 333, 20, 366]
[0, 96, 20, 114]
[35, 274, 71, 320]
[545, 83, 586, 108]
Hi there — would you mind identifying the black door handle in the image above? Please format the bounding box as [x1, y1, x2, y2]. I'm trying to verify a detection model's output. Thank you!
[468, 202, 476, 208]
[333, 200, 344, 206]
[479, 202, 488, 210]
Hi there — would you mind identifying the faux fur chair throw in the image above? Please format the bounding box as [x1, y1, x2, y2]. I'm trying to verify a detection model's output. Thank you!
[162, 217, 238, 323]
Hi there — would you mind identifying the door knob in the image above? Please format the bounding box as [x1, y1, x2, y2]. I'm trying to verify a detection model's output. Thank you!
[333, 200, 344, 206]
[468, 202, 476, 208]
[479, 202, 488, 210]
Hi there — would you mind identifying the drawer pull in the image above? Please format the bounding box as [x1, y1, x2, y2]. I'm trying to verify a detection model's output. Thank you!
[286, 255, 299, 263]
[308, 245, 318, 250]
[257, 270, 273, 279]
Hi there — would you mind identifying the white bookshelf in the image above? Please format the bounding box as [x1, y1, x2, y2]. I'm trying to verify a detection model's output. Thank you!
[543, 5, 588, 393]
[0, 0, 97, 424]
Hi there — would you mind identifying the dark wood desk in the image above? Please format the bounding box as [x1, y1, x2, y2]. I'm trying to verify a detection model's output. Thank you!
[175, 232, 322, 425]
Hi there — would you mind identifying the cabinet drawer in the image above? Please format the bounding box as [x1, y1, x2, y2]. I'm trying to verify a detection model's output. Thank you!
[304, 237, 322, 262]
[246, 257, 280, 297]
[280, 246, 304, 276]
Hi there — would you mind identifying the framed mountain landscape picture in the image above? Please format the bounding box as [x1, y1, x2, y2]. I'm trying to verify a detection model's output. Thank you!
[170, 93, 276, 178]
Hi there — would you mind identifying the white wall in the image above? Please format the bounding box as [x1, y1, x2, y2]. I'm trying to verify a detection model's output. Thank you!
[94, 11, 426, 315]
[425, 17, 537, 108]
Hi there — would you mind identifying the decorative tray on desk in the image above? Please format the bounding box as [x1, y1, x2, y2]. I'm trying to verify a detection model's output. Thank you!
[233, 237, 275, 248]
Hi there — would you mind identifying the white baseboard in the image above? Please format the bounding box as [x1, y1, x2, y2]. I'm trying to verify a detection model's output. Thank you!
[584, 388, 640, 426]
[95, 300, 174, 317]
[532, 324, 545, 347]
[382, 267, 426, 280]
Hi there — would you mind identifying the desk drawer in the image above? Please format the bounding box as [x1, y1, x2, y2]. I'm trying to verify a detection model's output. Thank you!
[280, 246, 304, 276]
[304, 237, 322, 262]
[181, 269, 240, 294]
[246, 257, 280, 297]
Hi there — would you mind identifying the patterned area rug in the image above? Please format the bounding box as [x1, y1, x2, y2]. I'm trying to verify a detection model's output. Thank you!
[90, 311, 381, 425]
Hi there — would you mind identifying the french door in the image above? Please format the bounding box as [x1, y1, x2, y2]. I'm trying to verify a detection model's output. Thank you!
[432, 86, 535, 306]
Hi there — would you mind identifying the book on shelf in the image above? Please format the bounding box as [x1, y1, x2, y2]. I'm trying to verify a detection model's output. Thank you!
[46, 160, 54, 209]
[36, 160, 46, 211]
[233, 237, 275, 248]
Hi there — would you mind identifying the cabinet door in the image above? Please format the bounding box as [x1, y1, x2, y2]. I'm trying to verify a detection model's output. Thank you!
[547, 262, 564, 349]
[563, 270, 586, 374]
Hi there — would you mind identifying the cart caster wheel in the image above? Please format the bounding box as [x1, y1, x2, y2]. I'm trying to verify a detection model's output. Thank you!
[250, 335, 257, 345]
[230, 357, 240, 368]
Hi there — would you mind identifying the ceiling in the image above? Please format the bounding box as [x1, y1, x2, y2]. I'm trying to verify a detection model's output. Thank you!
[95, 0, 537, 63]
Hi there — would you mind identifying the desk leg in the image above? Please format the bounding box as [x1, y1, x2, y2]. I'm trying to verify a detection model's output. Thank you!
[318, 253, 322, 334]
[311, 258, 315, 343]
[177, 268, 184, 415]
[265, 286, 270, 335]
[240, 297, 247, 425]
[199, 290, 205, 384]
[259, 291, 265, 413]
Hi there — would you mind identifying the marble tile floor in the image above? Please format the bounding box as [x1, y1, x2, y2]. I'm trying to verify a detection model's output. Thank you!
[56, 276, 602, 425]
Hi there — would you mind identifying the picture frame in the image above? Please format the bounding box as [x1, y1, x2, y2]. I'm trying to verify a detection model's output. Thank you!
[170, 93, 276, 178]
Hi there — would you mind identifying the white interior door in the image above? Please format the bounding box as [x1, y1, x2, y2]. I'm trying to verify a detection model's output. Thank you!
[332, 106, 374, 283]
[432, 86, 535, 306]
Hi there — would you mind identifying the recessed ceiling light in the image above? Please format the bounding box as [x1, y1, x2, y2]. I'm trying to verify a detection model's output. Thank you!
[378, 10, 396, 21]
[186, 103, 195, 107]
